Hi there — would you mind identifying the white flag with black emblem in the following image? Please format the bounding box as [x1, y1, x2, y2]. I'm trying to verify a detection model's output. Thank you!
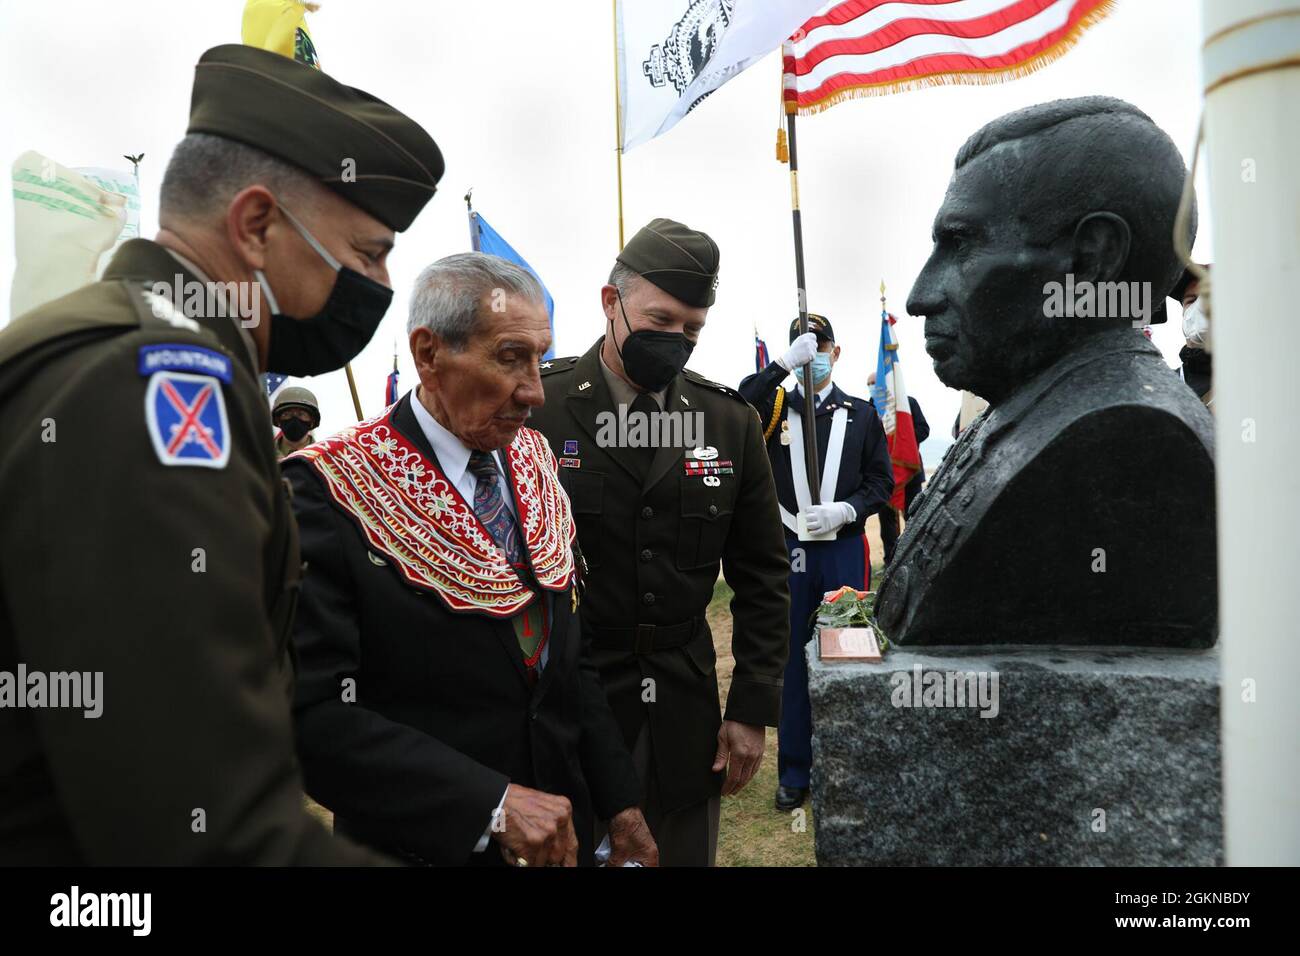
[617, 0, 827, 151]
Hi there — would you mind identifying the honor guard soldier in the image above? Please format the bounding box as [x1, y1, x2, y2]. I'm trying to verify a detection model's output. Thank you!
[0, 44, 443, 864]
[529, 219, 791, 866]
[738, 314, 894, 813]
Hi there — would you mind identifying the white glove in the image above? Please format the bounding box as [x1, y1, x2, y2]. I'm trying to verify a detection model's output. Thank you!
[777, 332, 819, 372]
[801, 502, 856, 535]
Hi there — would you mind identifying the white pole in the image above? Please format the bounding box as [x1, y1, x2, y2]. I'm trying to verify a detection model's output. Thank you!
[1202, 0, 1300, 865]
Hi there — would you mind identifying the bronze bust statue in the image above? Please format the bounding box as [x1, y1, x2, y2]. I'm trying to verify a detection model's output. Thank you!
[876, 97, 1216, 648]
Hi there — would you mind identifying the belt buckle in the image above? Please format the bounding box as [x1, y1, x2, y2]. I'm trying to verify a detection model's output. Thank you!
[634, 624, 656, 655]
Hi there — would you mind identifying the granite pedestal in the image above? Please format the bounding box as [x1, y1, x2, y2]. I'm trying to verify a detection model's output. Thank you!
[808, 643, 1222, 866]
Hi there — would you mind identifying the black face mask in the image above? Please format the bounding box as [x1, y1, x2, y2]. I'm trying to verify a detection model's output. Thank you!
[278, 417, 312, 442]
[612, 290, 694, 392]
[258, 202, 394, 377]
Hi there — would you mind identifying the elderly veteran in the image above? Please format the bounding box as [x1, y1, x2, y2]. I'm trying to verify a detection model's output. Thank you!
[0, 43, 440, 865]
[284, 253, 657, 867]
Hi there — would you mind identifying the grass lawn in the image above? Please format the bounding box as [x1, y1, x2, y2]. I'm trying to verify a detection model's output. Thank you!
[708, 578, 817, 867]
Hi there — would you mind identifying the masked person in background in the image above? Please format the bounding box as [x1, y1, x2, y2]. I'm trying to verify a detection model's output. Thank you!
[0, 44, 442, 864]
[273, 385, 321, 457]
[529, 219, 790, 866]
[1173, 264, 1213, 405]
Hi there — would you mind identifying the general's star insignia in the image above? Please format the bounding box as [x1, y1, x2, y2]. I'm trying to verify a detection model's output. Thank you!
[540, 361, 553, 369]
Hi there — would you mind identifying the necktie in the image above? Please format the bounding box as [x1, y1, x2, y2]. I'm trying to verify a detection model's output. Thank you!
[628, 392, 659, 479]
[468, 451, 543, 678]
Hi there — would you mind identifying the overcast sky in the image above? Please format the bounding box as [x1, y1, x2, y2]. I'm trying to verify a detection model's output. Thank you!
[0, 0, 1212, 456]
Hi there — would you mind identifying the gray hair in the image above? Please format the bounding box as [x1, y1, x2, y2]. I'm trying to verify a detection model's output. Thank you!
[160, 133, 320, 222]
[607, 260, 643, 297]
[407, 252, 545, 349]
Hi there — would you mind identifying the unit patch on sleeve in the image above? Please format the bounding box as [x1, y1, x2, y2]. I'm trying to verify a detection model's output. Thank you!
[142, 364, 231, 469]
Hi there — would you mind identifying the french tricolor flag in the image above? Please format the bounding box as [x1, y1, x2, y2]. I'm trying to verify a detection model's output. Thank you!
[384, 366, 400, 407]
[870, 311, 921, 513]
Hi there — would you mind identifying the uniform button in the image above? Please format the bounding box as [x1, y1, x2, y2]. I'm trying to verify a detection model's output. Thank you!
[640, 549, 653, 562]
[708, 504, 718, 517]
[641, 506, 654, 519]
[642, 592, 655, 605]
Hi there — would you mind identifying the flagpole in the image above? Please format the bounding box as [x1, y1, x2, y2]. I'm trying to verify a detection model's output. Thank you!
[344, 364, 363, 420]
[612, 0, 626, 250]
[341, 179, 368, 423]
[784, 98, 821, 504]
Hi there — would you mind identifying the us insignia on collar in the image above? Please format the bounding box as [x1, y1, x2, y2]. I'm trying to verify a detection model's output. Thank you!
[144, 370, 230, 469]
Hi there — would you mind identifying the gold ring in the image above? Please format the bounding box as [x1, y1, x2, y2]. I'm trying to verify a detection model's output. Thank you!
[515, 856, 529, 867]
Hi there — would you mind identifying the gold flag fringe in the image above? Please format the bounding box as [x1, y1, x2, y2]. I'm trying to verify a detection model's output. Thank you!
[789, 0, 1117, 117]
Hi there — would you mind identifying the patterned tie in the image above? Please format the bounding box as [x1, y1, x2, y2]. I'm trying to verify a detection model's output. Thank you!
[468, 451, 544, 678]
[468, 450, 523, 566]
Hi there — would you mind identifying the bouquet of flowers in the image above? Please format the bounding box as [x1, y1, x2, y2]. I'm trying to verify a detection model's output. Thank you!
[813, 586, 890, 652]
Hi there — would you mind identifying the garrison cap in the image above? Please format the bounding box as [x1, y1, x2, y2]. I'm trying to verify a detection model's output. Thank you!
[187, 44, 443, 232]
[789, 312, 835, 343]
[616, 217, 720, 308]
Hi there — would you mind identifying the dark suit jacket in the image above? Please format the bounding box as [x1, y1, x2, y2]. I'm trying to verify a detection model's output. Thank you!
[739, 363, 895, 537]
[283, 392, 640, 865]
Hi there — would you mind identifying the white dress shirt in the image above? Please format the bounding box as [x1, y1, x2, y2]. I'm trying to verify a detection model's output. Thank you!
[791, 379, 834, 407]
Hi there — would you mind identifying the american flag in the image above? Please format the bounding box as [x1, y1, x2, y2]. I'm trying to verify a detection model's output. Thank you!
[783, 0, 1114, 114]
[261, 372, 288, 399]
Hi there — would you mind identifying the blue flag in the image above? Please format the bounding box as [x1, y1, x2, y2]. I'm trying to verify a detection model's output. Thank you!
[469, 210, 555, 360]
